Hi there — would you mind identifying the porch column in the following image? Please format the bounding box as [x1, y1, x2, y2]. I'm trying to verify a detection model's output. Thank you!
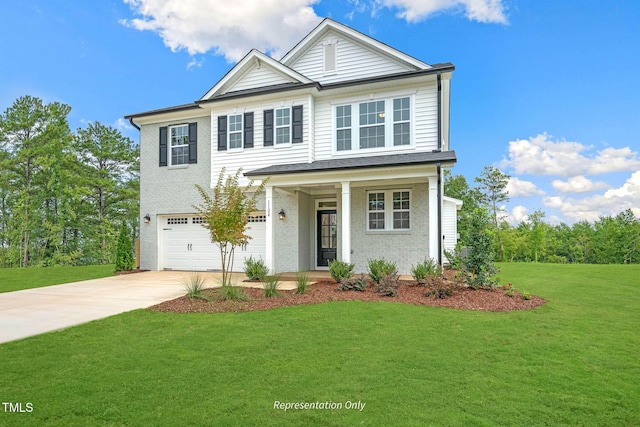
[265, 185, 275, 273]
[428, 176, 438, 262]
[341, 181, 351, 263]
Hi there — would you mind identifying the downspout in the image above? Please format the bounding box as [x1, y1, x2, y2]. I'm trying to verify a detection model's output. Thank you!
[128, 117, 141, 131]
[436, 71, 443, 265]
[437, 162, 442, 266]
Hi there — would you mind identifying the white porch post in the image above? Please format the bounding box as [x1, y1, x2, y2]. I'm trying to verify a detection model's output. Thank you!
[265, 185, 275, 273]
[341, 181, 351, 263]
[428, 176, 439, 262]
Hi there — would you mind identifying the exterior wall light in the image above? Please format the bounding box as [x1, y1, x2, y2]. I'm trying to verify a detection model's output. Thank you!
[278, 209, 286, 221]
[143, 214, 151, 224]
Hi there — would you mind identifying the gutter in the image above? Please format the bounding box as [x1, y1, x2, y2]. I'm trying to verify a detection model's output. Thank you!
[128, 117, 140, 131]
[437, 72, 442, 151]
[437, 162, 443, 266]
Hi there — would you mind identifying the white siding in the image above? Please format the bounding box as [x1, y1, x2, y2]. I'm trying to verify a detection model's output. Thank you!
[211, 97, 310, 187]
[229, 66, 295, 93]
[312, 82, 439, 162]
[289, 30, 414, 85]
[443, 198, 461, 253]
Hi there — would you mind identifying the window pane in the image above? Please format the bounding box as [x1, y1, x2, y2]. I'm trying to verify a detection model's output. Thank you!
[229, 133, 242, 149]
[170, 125, 189, 147]
[360, 125, 385, 149]
[393, 212, 410, 229]
[337, 129, 351, 151]
[394, 123, 410, 146]
[369, 212, 385, 230]
[171, 146, 188, 166]
[276, 127, 290, 144]
[368, 192, 384, 210]
[276, 109, 290, 126]
[359, 101, 385, 125]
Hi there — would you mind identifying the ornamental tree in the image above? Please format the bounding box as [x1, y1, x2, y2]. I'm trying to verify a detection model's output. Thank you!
[194, 168, 267, 287]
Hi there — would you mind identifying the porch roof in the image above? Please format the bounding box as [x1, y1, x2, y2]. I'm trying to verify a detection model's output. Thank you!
[244, 150, 456, 177]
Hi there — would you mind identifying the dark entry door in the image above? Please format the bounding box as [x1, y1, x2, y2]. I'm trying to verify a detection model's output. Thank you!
[317, 210, 337, 267]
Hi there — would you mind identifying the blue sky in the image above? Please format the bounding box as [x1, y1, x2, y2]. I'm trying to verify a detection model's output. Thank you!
[1, 0, 639, 225]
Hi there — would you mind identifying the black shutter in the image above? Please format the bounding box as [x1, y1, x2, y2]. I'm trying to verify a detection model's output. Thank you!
[263, 109, 274, 147]
[292, 105, 303, 143]
[159, 126, 168, 166]
[217, 116, 227, 151]
[244, 112, 254, 149]
[188, 122, 197, 164]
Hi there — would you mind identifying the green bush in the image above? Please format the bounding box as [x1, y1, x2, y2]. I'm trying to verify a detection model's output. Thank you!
[367, 258, 398, 284]
[411, 258, 441, 284]
[263, 275, 281, 298]
[375, 272, 400, 297]
[337, 275, 368, 292]
[115, 223, 134, 272]
[295, 272, 309, 295]
[219, 284, 250, 301]
[521, 290, 532, 300]
[461, 209, 499, 290]
[328, 259, 354, 283]
[244, 256, 269, 281]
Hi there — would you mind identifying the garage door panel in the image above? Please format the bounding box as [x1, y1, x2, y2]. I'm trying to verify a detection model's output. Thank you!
[162, 215, 265, 271]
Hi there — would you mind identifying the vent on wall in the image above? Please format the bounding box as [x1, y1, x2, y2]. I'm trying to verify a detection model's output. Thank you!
[323, 43, 337, 74]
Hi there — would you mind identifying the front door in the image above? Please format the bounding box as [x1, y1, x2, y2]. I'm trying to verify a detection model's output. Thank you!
[317, 210, 337, 267]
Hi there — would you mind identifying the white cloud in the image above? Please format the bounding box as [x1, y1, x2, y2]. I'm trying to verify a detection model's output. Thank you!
[506, 177, 545, 197]
[501, 133, 640, 177]
[115, 117, 134, 133]
[377, 0, 507, 23]
[506, 205, 529, 224]
[551, 176, 611, 194]
[543, 171, 640, 223]
[121, 0, 322, 62]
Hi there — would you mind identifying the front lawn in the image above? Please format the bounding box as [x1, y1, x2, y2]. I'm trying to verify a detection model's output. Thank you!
[0, 264, 115, 293]
[0, 263, 638, 425]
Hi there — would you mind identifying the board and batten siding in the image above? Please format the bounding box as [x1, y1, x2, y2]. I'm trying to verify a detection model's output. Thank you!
[289, 30, 413, 85]
[210, 97, 310, 186]
[312, 82, 439, 162]
[228, 66, 295, 93]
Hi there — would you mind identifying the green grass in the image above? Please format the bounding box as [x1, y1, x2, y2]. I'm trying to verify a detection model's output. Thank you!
[0, 263, 638, 425]
[0, 265, 115, 293]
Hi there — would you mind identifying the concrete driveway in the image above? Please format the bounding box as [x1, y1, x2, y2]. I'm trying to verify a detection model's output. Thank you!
[0, 270, 273, 344]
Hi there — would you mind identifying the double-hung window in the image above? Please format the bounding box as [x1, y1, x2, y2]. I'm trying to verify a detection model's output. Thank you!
[335, 96, 412, 152]
[367, 190, 411, 231]
[169, 124, 189, 166]
[228, 114, 243, 149]
[275, 108, 291, 145]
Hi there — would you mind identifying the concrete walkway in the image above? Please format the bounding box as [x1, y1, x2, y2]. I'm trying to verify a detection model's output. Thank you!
[0, 270, 298, 345]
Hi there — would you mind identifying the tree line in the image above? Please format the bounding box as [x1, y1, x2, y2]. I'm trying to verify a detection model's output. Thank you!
[0, 96, 139, 267]
[446, 166, 640, 264]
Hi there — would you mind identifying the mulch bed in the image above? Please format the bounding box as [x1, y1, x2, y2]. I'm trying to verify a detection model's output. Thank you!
[149, 277, 547, 314]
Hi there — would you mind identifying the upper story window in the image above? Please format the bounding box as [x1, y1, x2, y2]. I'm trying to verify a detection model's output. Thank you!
[170, 124, 189, 165]
[228, 114, 243, 150]
[335, 96, 412, 153]
[159, 123, 197, 167]
[275, 108, 291, 145]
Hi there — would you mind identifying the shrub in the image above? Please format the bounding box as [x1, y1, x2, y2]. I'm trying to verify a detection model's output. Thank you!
[295, 272, 309, 295]
[367, 258, 398, 284]
[181, 273, 208, 299]
[337, 275, 368, 292]
[244, 256, 269, 281]
[461, 209, 499, 290]
[425, 280, 456, 299]
[375, 272, 400, 297]
[219, 284, 250, 301]
[328, 259, 354, 283]
[411, 258, 441, 284]
[115, 223, 134, 272]
[263, 275, 281, 298]
[521, 290, 532, 300]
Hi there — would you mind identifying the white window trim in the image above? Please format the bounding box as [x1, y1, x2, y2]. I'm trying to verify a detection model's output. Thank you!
[169, 123, 189, 167]
[331, 94, 415, 155]
[275, 107, 292, 147]
[227, 113, 243, 151]
[366, 189, 412, 232]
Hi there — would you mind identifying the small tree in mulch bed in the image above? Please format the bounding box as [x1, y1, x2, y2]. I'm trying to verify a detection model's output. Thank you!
[461, 208, 499, 290]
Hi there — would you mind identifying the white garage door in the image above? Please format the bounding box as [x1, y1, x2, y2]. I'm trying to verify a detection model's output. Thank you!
[161, 214, 266, 271]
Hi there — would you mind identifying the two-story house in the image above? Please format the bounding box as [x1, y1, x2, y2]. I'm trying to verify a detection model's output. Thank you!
[126, 18, 461, 275]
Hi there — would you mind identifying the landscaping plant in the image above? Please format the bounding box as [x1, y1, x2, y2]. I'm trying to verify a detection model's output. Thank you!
[219, 284, 250, 301]
[114, 222, 134, 272]
[367, 258, 398, 284]
[244, 256, 269, 281]
[263, 275, 281, 298]
[337, 275, 368, 292]
[295, 272, 309, 294]
[181, 273, 210, 301]
[328, 259, 354, 283]
[460, 208, 499, 289]
[411, 258, 441, 285]
[375, 271, 400, 297]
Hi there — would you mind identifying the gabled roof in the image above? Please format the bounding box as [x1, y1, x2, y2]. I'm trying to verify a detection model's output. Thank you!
[200, 49, 313, 101]
[281, 18, 431, 71]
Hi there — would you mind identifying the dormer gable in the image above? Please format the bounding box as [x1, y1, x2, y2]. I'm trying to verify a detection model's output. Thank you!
[281, 18, 432, 84]
[200, 49, 313, 101]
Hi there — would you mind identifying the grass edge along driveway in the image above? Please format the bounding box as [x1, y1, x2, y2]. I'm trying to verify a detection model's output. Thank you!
[0, 264, 115, 293]
[0, 263, 638, 426]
